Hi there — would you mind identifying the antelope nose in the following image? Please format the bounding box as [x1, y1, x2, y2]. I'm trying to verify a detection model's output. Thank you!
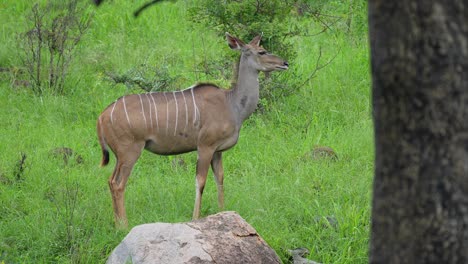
[284, 61, 289, 67]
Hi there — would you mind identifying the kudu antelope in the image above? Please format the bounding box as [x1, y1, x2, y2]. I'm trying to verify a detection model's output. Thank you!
[97, 33, 288, 228]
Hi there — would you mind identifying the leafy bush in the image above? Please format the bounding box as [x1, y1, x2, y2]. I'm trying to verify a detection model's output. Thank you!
[190, 0, 298, 63]
[189, 0, 301, 110]
[188, 0, 366, 110]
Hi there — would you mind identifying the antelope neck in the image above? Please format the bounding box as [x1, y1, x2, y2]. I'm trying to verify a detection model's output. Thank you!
[228, 54, 260, 125]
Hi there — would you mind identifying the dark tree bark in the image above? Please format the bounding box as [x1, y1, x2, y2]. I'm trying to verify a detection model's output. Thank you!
[369, 1, 468, 263]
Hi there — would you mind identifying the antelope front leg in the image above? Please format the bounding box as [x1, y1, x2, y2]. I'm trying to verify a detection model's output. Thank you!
[193, 147, 215, 219]
[211, 151, 224, 211]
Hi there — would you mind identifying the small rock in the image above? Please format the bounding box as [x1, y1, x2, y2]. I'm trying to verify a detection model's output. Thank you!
[313, 215, 339, 229]
[171, 157, 187, 169]
[303, 146, 338, 161]
[50, 147, 83, 165]
[13, 80, 30, 87]
[0, 172, 12, 185]
[287, 248, 321, 264]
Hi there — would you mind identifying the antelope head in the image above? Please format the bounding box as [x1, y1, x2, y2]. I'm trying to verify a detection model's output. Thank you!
[226, 33, 289, 72]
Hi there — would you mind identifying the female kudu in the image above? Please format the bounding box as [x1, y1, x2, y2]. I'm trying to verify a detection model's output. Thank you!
[97, 33, 288, 228]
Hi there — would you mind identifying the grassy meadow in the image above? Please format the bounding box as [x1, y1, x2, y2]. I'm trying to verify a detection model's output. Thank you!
[0, 0, 372, 263]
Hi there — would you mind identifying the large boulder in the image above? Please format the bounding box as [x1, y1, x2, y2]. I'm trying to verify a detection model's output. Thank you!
[107, 211, 281, 264]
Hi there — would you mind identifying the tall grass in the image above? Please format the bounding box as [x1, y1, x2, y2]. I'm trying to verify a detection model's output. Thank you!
[0, 0, 371, 263]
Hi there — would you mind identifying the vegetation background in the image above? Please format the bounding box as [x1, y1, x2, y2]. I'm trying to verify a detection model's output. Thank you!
[0, 0, 372, 263]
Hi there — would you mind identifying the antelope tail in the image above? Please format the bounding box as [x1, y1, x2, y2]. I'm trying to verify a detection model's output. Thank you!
[97, 117, 110, 167]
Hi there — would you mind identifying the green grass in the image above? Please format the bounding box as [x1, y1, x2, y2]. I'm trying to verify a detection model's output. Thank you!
[0, 0, 372, 263]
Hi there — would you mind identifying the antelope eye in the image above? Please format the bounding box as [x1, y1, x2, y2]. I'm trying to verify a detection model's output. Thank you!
[258, 51, 267, 55]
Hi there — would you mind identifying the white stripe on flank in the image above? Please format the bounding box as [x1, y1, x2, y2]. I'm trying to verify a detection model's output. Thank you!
[163, 93, 169, 136]
[182, 90, 188, 131]
[138, 94, 148, 129]
[190, 88, 199, 125]
[181, 84, 195, 92]
[149, 93, 159, 131]
[122, 96, 131, 127]
[145, 94, 153, 131]
[173, 91, 179, 136]
[110, 100, 117, 125]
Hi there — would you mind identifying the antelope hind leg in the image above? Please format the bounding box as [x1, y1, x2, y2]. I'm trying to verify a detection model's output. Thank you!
[108, 162, 128, 228]
[108, 142, 144, 228]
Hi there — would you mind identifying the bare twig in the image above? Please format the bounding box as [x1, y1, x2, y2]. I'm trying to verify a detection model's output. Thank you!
[301, 45, 341, 87]
[14, 152, 27, 182]
[296, 3, 344, 37]
[134, 0, 174, 17]
[93, 0, 104, 6]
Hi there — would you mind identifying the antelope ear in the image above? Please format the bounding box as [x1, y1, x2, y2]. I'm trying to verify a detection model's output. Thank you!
[226, 32, 245, 50]
[249, 33, 263, 46]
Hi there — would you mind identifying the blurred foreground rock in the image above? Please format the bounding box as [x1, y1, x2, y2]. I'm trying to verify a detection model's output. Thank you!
[107, 211, 281, 264]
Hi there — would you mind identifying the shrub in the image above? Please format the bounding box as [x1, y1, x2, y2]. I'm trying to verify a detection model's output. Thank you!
[105, 63, 181, 92]
[188, 0, 363, 110]
[19, 0, 92, 95]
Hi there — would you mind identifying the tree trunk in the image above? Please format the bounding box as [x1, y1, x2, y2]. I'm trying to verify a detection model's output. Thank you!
[368, 1, 468, 263]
